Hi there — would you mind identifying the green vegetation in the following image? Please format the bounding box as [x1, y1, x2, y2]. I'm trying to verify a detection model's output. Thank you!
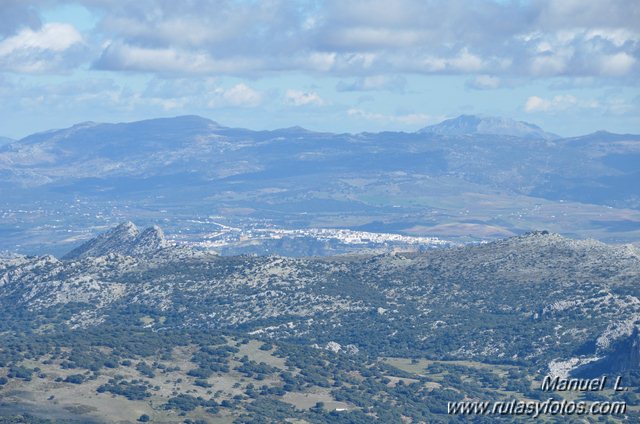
[163, 394, 218, 412]
[1, 231, 639, 422]
[97, 378, 152, 401]
[63, 374, 85, 384]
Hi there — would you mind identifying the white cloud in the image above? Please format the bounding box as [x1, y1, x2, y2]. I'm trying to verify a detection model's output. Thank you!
[301, 52, 337, 72]
[524, 96, 550, 112]
[585, 28, 639, 47]
[449, 49, 485, 72]
[1, 0, 638, 82]
[524, 95, 598, 113]
[530, 54, 569, 77]
[95, 42, 264, 75]
[0, 23, 84, 73]
[0, 23, 82, 54]
[219, 83, 263, 107]
[523, 28, 639, 78]
[284, 90, 326, 106]
[598, 52, 636, 76]
[70, 0, 639, 79]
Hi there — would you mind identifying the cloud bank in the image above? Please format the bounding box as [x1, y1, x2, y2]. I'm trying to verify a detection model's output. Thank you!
[0, 0, 638, 137]
[0, 0, 637, 80]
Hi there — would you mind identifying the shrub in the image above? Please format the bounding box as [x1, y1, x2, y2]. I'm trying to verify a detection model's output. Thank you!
[64, 374, 85, 384]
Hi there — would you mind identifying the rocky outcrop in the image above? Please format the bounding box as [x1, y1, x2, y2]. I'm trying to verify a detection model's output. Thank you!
[63, 222, 169, 259]
[573, 328, 640, 378]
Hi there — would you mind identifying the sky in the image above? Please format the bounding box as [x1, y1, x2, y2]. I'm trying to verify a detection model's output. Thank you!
[0, 0, 638, 139]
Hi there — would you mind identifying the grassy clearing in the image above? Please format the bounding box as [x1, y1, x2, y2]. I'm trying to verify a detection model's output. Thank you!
[282, 388, 352, 411]
[235, 340, 286, 370]
[0, 339, 348, 423]
[381, 357, 517, 376]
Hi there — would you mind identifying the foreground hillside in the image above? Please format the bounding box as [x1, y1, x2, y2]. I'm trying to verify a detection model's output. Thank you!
[0, 223, 639, 422]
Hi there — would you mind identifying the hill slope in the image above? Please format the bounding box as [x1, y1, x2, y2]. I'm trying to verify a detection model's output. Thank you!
[2, 225, 639, 372]
[2, 224, 639, 422]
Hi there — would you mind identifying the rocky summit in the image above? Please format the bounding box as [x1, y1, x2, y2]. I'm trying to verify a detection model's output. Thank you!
[62, 221, 170, 260]
[418, 114, 560, 140]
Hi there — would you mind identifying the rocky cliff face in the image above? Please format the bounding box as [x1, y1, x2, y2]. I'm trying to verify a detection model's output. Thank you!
[573, 328, 640, 377]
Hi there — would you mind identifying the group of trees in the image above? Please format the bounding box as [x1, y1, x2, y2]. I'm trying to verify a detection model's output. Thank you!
[97, 377, 152, 401]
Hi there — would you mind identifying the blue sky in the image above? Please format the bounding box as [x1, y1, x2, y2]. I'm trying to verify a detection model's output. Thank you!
[1, 0, 638, 138]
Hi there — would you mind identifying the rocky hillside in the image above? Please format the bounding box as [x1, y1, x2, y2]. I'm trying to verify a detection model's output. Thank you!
[573, 328, 640, 378]
[62, 221, 170, 259]
[1, 223, 639, 378]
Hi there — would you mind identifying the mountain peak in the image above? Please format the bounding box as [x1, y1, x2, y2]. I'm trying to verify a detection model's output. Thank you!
[114, 221, 139, 236]
[63, 222, 168, 260]
[418, 115, 559, 140]
[130, 225, 166, 256]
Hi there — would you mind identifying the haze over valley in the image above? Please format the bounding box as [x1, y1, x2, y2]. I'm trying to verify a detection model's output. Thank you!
[1, 114, 639, 256]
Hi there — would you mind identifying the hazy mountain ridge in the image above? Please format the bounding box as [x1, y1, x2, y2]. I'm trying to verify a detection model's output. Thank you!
[1, 115, 639, 254]
[2, 114, 636, 189]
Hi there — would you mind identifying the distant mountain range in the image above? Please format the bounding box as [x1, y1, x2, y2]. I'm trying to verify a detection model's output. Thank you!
[0, 114, 639, 254]
[419, 115, 559, 140]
